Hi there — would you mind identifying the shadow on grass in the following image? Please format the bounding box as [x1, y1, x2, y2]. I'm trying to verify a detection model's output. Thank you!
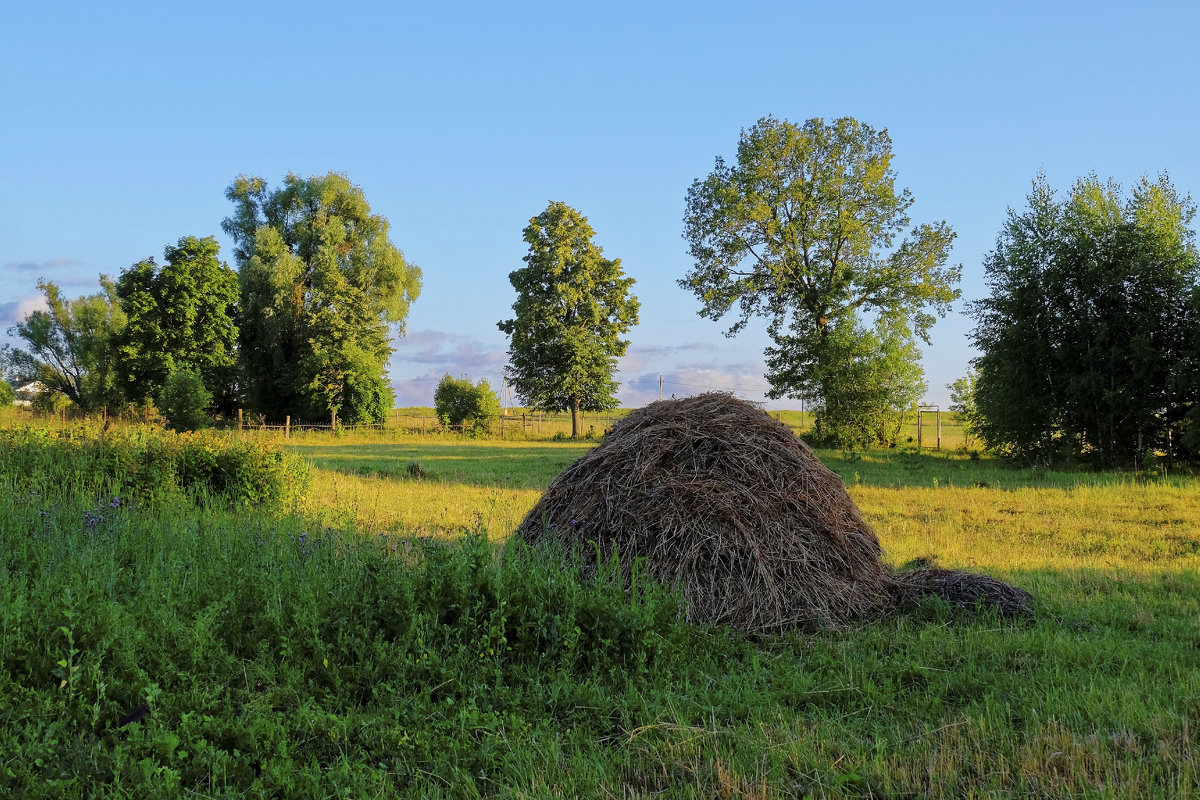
[815, 446, 1198, 490]
[287, 440, 595, 489]
[292, 437, 1197, 493]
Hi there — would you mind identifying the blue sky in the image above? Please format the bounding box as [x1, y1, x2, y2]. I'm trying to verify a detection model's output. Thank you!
[3, 1, 1197, 409]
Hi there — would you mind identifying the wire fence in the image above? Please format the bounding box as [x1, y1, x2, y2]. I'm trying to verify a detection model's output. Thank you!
[5, 402, 965, 450]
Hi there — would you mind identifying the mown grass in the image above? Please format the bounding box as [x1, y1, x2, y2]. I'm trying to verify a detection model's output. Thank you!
[2, 423, 1198, 797]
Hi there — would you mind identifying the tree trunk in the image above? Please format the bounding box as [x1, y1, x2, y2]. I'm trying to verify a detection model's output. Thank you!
[571, 397, 581, 439]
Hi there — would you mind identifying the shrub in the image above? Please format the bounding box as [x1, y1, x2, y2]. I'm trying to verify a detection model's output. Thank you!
[0, 425, 310, 508]
[434, 374, 501, 434]
[0, 381, 14, 407]
[31, 390, 72, 416]
[158, 368, 212, 431]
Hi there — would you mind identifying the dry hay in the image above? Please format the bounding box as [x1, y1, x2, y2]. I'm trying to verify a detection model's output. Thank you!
[514, 393, 1032, 634]
[514, 393, 900, 633]
[896, 567, 1034, 617]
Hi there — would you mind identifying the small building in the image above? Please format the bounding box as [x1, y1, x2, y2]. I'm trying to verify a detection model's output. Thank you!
[14, 381, 47, 408]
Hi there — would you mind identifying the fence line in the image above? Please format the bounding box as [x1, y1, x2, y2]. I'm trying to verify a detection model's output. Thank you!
[8, 403, 961, 448]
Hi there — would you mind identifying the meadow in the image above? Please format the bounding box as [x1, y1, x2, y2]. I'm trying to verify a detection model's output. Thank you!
[1, 418, 1197, 798]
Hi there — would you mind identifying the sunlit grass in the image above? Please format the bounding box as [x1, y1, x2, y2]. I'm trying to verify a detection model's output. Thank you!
[290, 438, 591, 537]
[289, 437, 1200, 580]
[4, 423, 1199, 797]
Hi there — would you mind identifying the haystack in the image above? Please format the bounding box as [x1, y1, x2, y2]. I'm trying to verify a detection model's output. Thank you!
[514, 393, 1031, 634]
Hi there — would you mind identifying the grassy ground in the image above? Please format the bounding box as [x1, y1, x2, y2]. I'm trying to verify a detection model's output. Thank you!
[2, 422, 1198, 797]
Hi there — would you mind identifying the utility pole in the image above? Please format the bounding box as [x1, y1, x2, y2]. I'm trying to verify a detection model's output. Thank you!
[658, 373, 663, 401]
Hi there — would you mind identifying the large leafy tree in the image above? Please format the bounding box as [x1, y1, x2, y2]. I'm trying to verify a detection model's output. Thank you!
[681, 116, 959, 444]
[498, 202, 640, 438]
[222, 172, 422, 424]
[967, 177, 1065, 463]
[1, 279, 126, 412]
[970, 173, 1200, 467]
[114, 235, 239, 412]
[810, 314, 927, 447]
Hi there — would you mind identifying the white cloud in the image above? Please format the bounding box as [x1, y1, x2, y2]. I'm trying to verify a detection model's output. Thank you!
[0, 295, 49, 326]
[388, 330, 798, 410]
[391, 329, 507, 372]
[616, 362, 778, 408]
[388, 330, 509, 406]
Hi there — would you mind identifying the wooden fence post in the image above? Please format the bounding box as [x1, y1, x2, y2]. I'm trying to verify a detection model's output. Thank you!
[285, 416, 291, 438]
[238, 409, 243, 433]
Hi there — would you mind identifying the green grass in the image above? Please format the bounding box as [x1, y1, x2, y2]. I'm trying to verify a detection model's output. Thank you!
[2, 423, 1198, 797]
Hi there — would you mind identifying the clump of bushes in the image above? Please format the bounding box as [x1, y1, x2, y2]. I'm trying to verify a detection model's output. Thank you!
[0, 425, 310, 508]
[434, 374, 500, 435]
[157, 368, 212, 431]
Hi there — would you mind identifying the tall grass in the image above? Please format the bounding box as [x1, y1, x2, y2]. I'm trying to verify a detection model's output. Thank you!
[2, 425, 1197, 797]
[0, 425, 311, 509]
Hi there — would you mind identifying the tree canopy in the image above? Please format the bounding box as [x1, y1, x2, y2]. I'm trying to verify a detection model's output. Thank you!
[434, 374, 500, 434]
[498, 202, 640, 438]
[222, 172, 422, 424]
[681, 116, 959, 444]
[115, 235, 238, 411]
[2, 279, 126, 412]
[969, 173, 1200, 467]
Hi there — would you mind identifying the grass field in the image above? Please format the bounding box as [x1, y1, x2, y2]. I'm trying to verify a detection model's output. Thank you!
[2, 420, 1198, 797]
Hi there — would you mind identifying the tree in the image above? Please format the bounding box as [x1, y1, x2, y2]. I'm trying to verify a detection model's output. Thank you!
[947, 369, 980, 448]
[499, 202, 640, 438]
[1, 279, 126, 412]
[115, 235, 239, 412]
[159, 368, 213, 431]
[809, 314, 927, 447]
[969, 173, 1200, 467]
[222, 172, 422, 424]
[434, 374, 500, 434]
[680, 116, 959, 445]
[0, 381, 14, 407]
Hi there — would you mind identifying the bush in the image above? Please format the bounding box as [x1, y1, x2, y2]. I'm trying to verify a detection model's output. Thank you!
[0, 425, 310, 509]
[158, 369, 212, 431]
[31, 390, 72, 416]
[0, 381, 14, 407]
[434, 374, 501, 434]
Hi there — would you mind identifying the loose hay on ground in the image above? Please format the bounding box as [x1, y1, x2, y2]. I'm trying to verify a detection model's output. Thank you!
[513, 393, 1031, 634]
[896, 567, 1034, 617]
